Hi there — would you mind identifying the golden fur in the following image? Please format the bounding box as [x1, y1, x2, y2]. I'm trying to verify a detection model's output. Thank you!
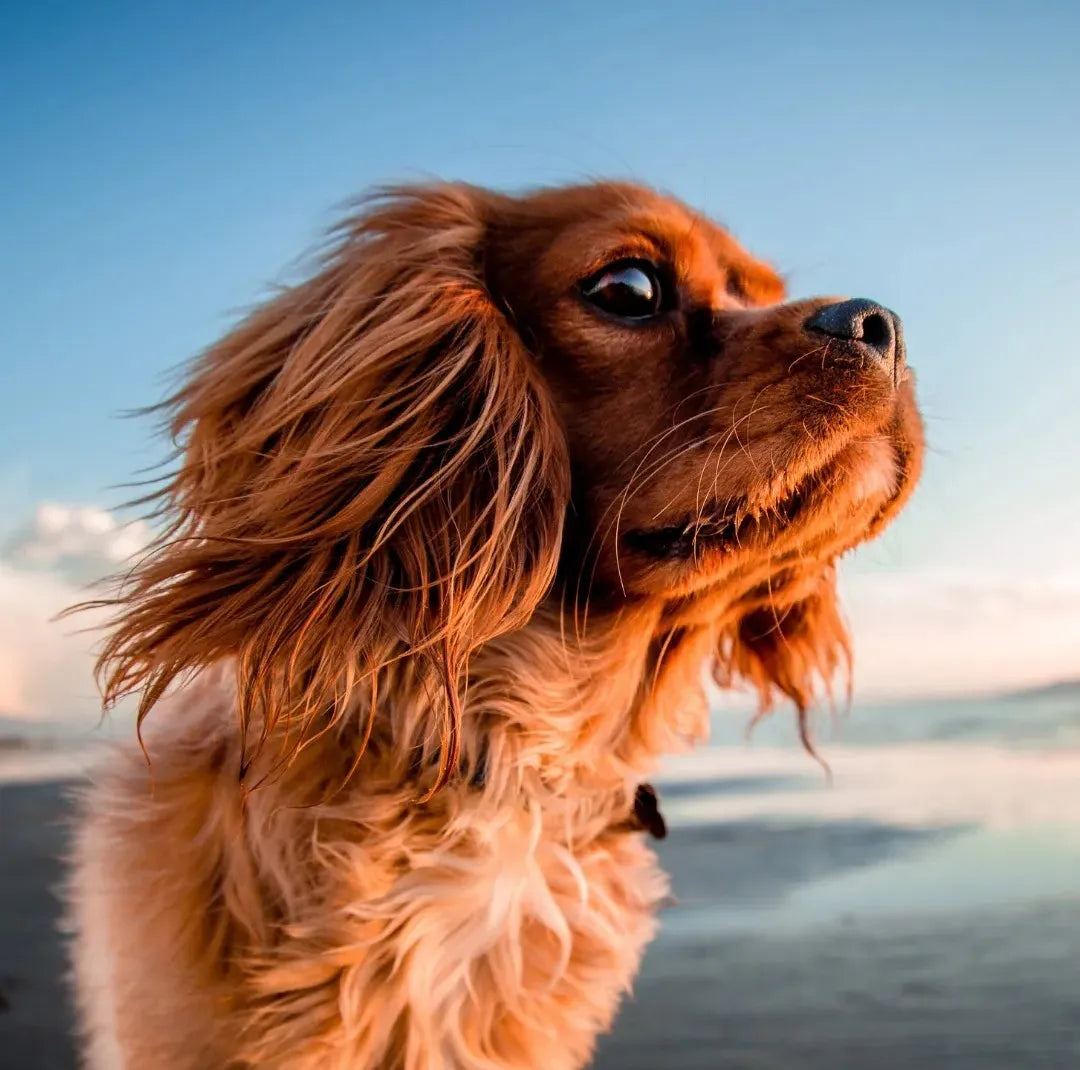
[68, 181, 923, 1068]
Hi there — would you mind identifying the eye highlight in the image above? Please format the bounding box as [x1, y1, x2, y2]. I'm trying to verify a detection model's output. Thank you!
[580, 260, 664, 321]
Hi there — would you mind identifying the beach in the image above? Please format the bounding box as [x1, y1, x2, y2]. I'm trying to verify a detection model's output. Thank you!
[0, 778, 76, 1070]
[597, 905, 1080, 1069]
[3, 691, 1080, 1068]
[596, 835, 1080, 1069]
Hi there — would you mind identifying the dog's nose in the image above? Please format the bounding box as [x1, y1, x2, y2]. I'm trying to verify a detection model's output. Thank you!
[806, 298, 904, 380]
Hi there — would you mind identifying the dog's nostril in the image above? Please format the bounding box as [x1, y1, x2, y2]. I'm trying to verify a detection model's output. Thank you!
[805, 297, 904, 379]
[859, 312, 890, 350]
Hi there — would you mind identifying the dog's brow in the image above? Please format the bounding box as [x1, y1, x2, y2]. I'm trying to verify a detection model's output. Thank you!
[579, 233, 667, 277]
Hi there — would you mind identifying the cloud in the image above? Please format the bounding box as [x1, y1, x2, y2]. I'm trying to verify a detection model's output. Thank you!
[3, 502, 153, 585]
[0, 504, 152, 722]
[0, 562, 110, 721]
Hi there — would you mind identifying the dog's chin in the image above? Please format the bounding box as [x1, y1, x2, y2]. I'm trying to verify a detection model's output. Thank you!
[617, 437, 903, 598]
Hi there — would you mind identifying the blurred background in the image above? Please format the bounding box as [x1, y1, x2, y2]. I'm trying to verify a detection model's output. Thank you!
[1, 2, 1078, 1067]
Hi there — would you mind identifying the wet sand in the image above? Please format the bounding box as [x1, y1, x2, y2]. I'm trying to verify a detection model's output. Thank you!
[595, 902, 1080, 1069]
[2, 778, 1079, 1069]
[0, 780, 76, 1070]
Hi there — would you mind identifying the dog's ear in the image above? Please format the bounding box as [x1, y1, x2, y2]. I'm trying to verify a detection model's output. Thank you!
[716, 566, 851, 744]
[94, 184, 570, 790]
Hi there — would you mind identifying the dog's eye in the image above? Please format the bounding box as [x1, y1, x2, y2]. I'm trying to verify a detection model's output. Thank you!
[580, 261, 663, 321]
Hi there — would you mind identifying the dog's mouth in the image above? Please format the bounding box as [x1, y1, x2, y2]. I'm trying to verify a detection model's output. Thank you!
[624, 480, 811, 561]
[621, 430, 908, 564]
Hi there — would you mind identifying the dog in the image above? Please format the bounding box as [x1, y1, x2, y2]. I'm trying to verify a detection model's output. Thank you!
[68, 180, 923, 1069]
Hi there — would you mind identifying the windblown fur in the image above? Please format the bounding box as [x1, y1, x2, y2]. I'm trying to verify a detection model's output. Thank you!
[68, 181, 923, 1069]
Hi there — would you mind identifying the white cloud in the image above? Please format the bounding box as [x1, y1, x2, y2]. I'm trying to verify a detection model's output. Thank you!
[0, 562, 111, 721]
[0, 504, 152, 722]
[3, 502, 153, 585]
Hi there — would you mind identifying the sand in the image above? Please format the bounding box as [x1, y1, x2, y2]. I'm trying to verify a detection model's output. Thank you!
[2, 778, 1079, 1069]
[0, 780, 75, 1070]
[594, 904, 1080, 1069]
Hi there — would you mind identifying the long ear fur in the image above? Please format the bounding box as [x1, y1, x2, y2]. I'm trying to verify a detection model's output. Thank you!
[92, 184, 569, 790]
[716, 566, 852, 746]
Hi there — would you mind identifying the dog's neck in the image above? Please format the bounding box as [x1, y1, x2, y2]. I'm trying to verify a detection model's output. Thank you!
[226, 598, 717, 834]
[399, 600, 717, 827]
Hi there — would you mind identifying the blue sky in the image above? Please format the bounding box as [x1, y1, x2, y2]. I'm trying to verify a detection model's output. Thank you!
[1, 0, 1078, 710]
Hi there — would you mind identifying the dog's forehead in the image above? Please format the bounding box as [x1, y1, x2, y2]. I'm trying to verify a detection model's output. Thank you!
[485, 183, 785, 308]
[515, 183, 734, 254]
[607, 195, 785, 302]
[516, 184, 780, 289]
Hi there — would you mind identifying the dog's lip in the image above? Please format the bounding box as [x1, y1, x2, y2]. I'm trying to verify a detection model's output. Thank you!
[621, 417, 913, 563]
[623, 481, 810, 561]
[624, 435, 910, 562]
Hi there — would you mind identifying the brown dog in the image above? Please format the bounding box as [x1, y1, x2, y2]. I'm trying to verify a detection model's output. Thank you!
[69, 181, 923, 1069]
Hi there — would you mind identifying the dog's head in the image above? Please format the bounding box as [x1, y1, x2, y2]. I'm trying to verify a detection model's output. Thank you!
[98, 182, 922, 784]
[483, 183, 923, 721]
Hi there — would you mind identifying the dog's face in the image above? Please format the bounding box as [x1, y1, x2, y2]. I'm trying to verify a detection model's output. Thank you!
[485, 183, 923, 605]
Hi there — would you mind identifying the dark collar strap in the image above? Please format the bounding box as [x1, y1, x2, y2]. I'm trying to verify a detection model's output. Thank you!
[630, 782, 667, 840]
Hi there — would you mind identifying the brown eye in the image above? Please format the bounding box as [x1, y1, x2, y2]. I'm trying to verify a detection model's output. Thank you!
[580, 260, 663, 321]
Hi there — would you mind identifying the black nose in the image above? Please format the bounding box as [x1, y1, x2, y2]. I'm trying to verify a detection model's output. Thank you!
[806, 298, 904, 381]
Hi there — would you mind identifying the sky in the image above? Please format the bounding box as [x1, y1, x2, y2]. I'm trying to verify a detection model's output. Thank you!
[1, 0, 1078, 720]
